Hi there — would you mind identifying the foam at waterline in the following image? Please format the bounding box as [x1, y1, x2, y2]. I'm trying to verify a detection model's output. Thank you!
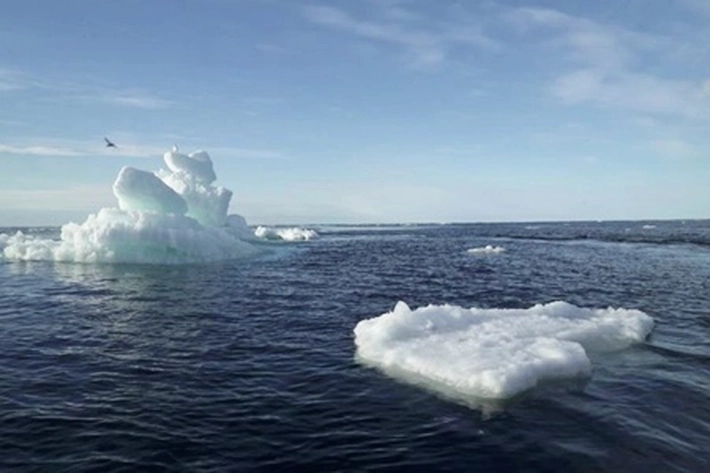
[2, 147, 259, 264]
[254, 226, 319, 241]
[354, 301, 654, 400]
[3, 208, 258, 264]
[468, 245, 505, 254]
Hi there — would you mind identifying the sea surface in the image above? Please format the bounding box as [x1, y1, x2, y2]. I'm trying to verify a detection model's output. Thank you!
[1, 220, 709, 472]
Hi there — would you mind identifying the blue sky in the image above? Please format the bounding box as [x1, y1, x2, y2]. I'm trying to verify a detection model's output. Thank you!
[1, 0, 709, 225]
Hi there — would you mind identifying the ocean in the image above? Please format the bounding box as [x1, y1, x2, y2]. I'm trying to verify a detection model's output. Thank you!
[1, 220, 709, 472]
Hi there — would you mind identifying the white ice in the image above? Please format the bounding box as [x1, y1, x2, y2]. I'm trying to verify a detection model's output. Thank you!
[2, 208, 257, 264]
[254, 226, 319, 241]
[354, 301, 654, 400]
[164, 149, 217, 184]
[468, 245, 506, 254]
[2, 147, 259, 264]
[157, 150, 232, 227]
[113, 166, 188, 216]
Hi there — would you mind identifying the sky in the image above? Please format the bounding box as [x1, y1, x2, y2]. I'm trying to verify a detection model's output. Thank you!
[1, 0, 709, 226]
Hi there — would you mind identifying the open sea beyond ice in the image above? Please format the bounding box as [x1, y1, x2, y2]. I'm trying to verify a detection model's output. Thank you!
[1, 220, 709, 472]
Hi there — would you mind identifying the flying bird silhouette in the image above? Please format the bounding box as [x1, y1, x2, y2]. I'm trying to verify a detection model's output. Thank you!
[104, 137, 117, 148]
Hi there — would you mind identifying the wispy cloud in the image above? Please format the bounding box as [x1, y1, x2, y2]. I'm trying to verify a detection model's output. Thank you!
[506, 7, 662, 69]
[507, 6, 709, 120]
[0, 69, 33, 91]
[0, 65, 173, 109]
[255, 43, 286, 54]
[0, 144, 88, 157]
[0, 184, 114, 211]
[651, 139, 698, 159]
[85, 89, 173, 109]
[0, 139, 167, 159]
[209, 147, 289, 160]
[0, 118, 25, 127]
[678, 0, 710, 14]
[302, 4, 497, 69]
[552, 70, 710, 118]
[0, 137, 286, 161]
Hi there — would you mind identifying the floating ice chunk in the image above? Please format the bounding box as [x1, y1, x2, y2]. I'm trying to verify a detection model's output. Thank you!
[254, 226, 319, 241]
[2, 208, 258, 264]
[354, 301, 654, 400]
[163, 149, 216, 184]
[113, 166, 187, 215]
[467, 245, 505, 254]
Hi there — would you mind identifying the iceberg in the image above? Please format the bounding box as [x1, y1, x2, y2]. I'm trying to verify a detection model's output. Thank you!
[2, 148, 259, 264]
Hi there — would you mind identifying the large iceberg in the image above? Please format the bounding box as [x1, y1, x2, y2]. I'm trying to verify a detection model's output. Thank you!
[2, 148, 258, 264]
[354, 301, 654, 401]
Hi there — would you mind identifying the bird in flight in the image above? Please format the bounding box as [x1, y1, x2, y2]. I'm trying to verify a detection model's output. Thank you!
[104, 137, 117, 148]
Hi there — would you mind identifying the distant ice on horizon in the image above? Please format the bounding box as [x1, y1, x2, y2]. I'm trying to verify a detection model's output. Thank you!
[467, 245, 505, 254]
[354, 301, 654, 401]
[254, 226, 319, 241]
[1, 148, 258, 264]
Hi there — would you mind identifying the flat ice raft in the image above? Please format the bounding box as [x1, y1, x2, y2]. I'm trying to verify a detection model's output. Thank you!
[354, 301, 654, 400]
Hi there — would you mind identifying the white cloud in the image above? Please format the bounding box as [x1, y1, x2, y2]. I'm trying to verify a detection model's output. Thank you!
[0, 69, 31, 91]
[679, 0, 710, 14]
[89, 90, 173, 109]
[302, 4, 497, 69]
[209, 147, 289, 160]
[303, 5, 442, 68]
[0, 119, 25, 127]
[506, 7, 661, 69]
[508, 6, 710, 120]
[651, 139, 698, 159]
[0, 184, 114, 211]
[0, 65, 172, 109]
[0, 139, 167, 159]
[552, 69, 710, 118]
[340, 182, 452, 221]
[255, 43, 286, 54]
[0, 143, 88, 157]
[0, 136, 289, 163]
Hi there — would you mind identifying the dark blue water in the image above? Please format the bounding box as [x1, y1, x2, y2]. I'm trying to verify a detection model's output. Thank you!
[1, 220, 709, 472]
